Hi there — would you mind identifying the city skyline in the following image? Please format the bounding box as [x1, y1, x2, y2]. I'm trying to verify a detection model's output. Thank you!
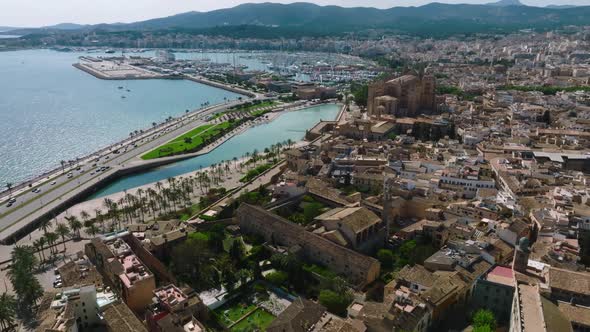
[3, 0, 589, 27]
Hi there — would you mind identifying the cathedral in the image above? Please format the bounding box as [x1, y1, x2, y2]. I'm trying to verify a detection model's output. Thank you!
[367, 74, 437, 118]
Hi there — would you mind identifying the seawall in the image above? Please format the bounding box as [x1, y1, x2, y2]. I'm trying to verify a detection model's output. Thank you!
[184, 75, 256, 98]
[72, 63, 173, 81]
[73, 63, 255, 98]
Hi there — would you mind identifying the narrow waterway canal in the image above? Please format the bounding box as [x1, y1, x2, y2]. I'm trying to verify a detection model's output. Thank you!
[90, 103, 340, 197]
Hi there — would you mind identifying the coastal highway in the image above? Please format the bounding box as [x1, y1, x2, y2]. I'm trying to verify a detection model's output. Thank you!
[0, 97, 262, 243]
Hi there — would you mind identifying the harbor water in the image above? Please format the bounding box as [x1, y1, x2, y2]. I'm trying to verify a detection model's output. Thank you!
[0, 49, 242, 184]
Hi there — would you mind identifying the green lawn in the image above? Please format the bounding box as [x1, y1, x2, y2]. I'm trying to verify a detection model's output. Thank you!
[142, 101, 276, 160]
[230, 308, 275, 332]
[142, 121, 233, 160]
[214, 301, 257, 327]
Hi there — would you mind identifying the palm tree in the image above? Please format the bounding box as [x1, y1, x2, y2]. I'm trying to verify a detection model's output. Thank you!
[32, 239, 44, 262]
[85, 224, 99, 237]
[39, 219, 51, 236]
[118, 197, 130, 225]
[55, 223, 70, 252]
[252, 149, 259, 164]
[0, 292, 16, 331]
[137, 188, 144, 203]
[111, 202, 121, 230]
[139, 197, 148, 222]
[80, 210, 90, 226]
[8, 245, 43, 313]
[37, 237, 47, 262]
[103, 197, 114, 222]
[94, 209, 104, 230]
[44, 232, 58, 255]
[67, 216, 82, 239]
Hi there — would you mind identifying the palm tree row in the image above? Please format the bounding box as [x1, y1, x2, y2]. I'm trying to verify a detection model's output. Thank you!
[31, 213, 99, 264]
[72, 141, 295, 234]
[32, 218, 73, 263]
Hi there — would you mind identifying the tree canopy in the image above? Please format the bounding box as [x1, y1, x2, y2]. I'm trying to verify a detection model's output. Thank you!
[8, 245, 43, 316]
[473, 309, 497, 331]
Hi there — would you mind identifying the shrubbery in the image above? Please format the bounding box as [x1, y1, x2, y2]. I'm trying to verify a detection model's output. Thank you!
[319, 289, 353, 316]
[240, 164, 272, 182]
[265, 270, 288, 286]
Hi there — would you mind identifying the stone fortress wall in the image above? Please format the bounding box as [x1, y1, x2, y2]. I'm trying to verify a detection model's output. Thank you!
[237, 204, 380, 288]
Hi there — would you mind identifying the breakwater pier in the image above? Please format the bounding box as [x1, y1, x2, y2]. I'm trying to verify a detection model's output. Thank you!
[74, 56, 257, 97]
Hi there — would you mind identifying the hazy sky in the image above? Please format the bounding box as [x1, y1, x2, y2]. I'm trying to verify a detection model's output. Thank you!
[3, 0, 589, 27]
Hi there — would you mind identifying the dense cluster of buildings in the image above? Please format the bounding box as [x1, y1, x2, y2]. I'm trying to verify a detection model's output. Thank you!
[257, 44, 590, 328]
[33, 27, 590, 332]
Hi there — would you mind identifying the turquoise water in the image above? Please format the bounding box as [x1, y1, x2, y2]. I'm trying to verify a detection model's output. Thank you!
[90, 103, 340, 197]
[0, 49, 241, 184]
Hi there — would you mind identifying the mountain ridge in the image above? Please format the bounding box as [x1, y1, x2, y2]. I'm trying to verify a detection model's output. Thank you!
[486, 0, 524, 6]
[6, 2, 590, 38]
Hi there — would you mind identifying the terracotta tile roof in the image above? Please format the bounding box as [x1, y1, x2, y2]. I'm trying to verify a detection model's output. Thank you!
[315, 207, 381, 233]
[267, 297, 326, 332]
[556, 301, 590, 327]
[549, 267, 590, 296]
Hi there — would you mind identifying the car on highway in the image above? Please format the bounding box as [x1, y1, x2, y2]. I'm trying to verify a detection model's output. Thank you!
[5, 202, 12, 208]
[50, 181, 57, 185]
[32, 188, 41, 193]
[67, 173, 73, 178]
